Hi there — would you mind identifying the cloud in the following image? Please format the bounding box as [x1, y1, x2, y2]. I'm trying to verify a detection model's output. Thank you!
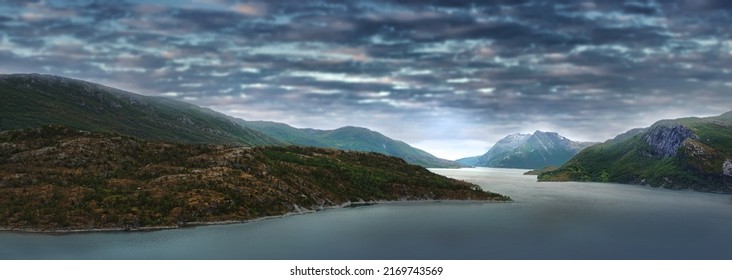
[622, 2, 659, 15]
[231, 2, 267, 16]
[680, 0, 732, 10]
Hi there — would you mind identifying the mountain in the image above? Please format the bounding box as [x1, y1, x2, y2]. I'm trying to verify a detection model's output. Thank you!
[457, 131, 594, 169]
[0, 73, 282, 146]
[239, 120, 464, 168]
[539, 112, 732, 193]
[1, 73, 459, 168]
[0, 125, 509, 231]
[457, 133, 532, 167]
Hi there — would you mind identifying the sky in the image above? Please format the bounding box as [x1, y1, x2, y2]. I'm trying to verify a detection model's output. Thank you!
[1, 0, 731, 160]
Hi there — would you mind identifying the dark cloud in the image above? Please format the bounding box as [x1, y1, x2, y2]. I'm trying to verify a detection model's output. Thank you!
[392, 0, 532, 8]
[623, 2, 659, 15]
[679, 0, 732, 11]
[171, 8, 244, 31]
[588, 26, 669, 46]
[1, 0, 731, 158]
[2, 0, 42, 5]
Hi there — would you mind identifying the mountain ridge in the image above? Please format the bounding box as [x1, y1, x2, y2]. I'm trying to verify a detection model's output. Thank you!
[1, 73, 458, 168]
[239, 120, 464, 168]
[457, 131, 594, 169]
[0, 73, 282, 146]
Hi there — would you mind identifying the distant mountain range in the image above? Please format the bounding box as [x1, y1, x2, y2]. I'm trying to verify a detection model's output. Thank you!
[539, 111, 732, 193]
[239, 121, 463, 168]
[457, 131, 595, 169]
[457, 133, 532, 167]
[0, 74, 460, 168]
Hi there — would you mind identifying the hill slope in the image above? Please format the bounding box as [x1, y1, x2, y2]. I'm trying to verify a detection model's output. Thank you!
[539, 112, 732, 193]
[0, 126, 509, 231]
[0, 74, 281, 146]
[457, 131, 594, 169]
[240, 121, 464, 168]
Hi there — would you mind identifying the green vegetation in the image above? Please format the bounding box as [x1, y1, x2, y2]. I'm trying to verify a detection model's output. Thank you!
[0, 74, 459, 168]
[539, 112, 732, 193]
[0, 74, 282, 146]
[239, 121, 464, 168]
[0, 126, 509, 231]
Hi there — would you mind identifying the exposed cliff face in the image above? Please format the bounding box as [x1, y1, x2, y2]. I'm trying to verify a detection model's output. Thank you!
[540, 113, 732, 193]
[643, 121, 695, 158]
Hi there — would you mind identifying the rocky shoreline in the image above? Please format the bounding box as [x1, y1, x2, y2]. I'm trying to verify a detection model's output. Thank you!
[0, 199, 511, 234]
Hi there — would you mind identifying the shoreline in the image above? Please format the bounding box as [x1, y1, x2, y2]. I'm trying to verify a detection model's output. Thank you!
[0, 198, 512, 234]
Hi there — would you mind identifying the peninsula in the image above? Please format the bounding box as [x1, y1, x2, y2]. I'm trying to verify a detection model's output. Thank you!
[0, 126, 509, 232]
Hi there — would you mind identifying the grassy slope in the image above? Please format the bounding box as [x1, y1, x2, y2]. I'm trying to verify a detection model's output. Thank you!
[240, 121, 464, 168]
[0, 126, 509, 231]
[0, 74, 281, 146]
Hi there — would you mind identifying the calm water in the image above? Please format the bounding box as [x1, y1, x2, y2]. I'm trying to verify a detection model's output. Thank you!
[2, 168, 732, 259]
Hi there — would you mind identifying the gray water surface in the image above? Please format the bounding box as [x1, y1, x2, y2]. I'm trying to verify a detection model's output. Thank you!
[2, 168, 731, 259]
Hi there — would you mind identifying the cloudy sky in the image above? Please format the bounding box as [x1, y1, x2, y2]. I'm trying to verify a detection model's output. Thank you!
[2, 0, 732, 159]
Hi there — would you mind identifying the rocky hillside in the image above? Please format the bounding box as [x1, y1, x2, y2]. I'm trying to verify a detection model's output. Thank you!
[539, 112, 732, 193]
[457, 131, 594, 169]
[239, 121, 464, 168]
[0, 126, 509, 231]
[0, 74, 282, 146]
